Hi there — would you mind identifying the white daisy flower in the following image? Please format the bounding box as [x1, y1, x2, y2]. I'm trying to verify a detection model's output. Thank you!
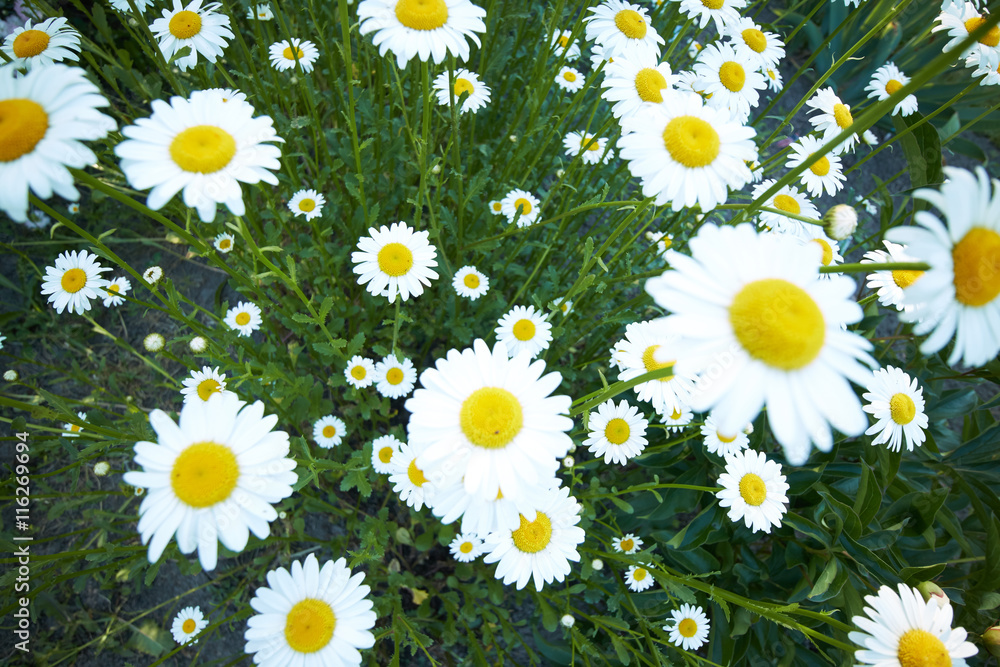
[246, 4, 273, 20]
[700, 414, 749, 457]
[388, 442, 434, 510]
[677, 0, 745, 30]
[482, 485, 585, 591]
[751, 179, 821, 236]
[693, 42, 767, 123]
[717, 449, 789, 534]
[213, 232, 235, 253]
[583, 399, 648, 465]
[406, 339, 573, 504]
[190, 88, 248, 106]
[370, 434, 403, 474]
[179, 365, 229, 404]
[806, 87, 859, 154]
[110, 0, 155, 13]
[600, 47, 675, 120]
[865, 63, 919, 116]
[645, 224, 877, 465]
[268, 38, 319, 73]
[1, 17, 81, 70]
[171, 606, 207, 645]
[495, 305, 553, 359]
[612, 533, 642, 554]
[553, 297, 573, 316]
[40, 250, 112, 316]
[150, 0, 233, 72]
[374, 354, 417, 398]
[721, 17, 785, 70]
[102, 276, 132, 308]
[794, 228, 844, 272]
[357, 0, 486, 69]
[886, 166, 1000, 367]
[64, 410, 87, 438]
[848, 584, 977, 667]
[453, 265, 489, 300]
[613, 320, 697, 417]
[664, 604, 710, 651]
[488, 199, 503, 215]
[785, 135, 846, 198]
[429, 476, 558, 536]
[499, 188, 541, 227]
[0, 64, 114, 223]
[688, 40, 703, 58]
[971, 53, 1000, 85]
[763, 65, 783, 93]
[351, 221, 439, 303]
[245, 553, 376, 666]
[589, 42, 617, 70]
[20, 209, 52, 231]
[584, 0, 663, 61]
[313, 415, 347, 448]
[933, 2, 1000, 68]
[555, 65, 585, 92]
[224, 301, 262, 337]
[862, 240, 924, 313]
[661, 404, 694, 432]
[619, 91, 757, 213]
[344, 355, 376, 389]
[115, 93, 283, 223]
[551, 29, 581, 59]
[122, 393, 298, 571]
[144, 333, 165, 352]
[625, 564, 654, 592]
[563, 131, 614, 165]
[143, 266, 164, 285]
[288, 188, 325, 219]
[0, 332, 6, 350]
[433, 68, 491, 114]
[449, 533, 484, 562]
[862, 128, 879, 146]
[862, 366, 928, 452]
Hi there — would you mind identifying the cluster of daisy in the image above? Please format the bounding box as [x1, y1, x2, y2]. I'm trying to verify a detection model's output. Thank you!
[934, 2, 1000, 87]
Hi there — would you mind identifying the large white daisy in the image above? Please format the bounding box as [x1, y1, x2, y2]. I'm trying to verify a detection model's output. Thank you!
[721, 17, 785, 70]
[150, 0, 233, 72]
[865, 63, 919, 116]
[583, 399, 648, 465]
[693, 42, 766, 123]
[600, 47, 675, 120]
[933, 2, 1000, 68]
[862, 366, 928, 452]
[357, 0, 487, 69]
[2, 17, 81, 70]
[806, 87, 859, 154]
[40, 250, 112, 316]
[584, 0, 664, 60]
[785, 135, 846, 198]
[495, 305, 552, 359]
[716, 449, 789, 534]
[351, 221, 439, 302]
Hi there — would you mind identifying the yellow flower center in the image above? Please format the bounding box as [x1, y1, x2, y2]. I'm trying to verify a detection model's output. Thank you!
[885, 79, 904, 95]
[284, 598, 336, 654]
[385, 367, 405, 385]
[181, 618, 196, 634]
[892, 269, 922, 288]
[322, 425, 337, 438]
[897, 629, 951, 667]
[739, 472, 767, 506]
[619, 537, 634, 551]
[235, 312, 251, 326]
[663, 116, 720, 168]
[12, 30, 50, 58]
[558, 35, 569, 48]
[679, 618, 698, 637]
[350, 365, 368, 380]
[454, 78, 474, 97]
[70, 424, 81, 433]
[717, 432, 738, 443]
[463, 273, 480, 288]
[407, 459, 428, 486]
[719, 61, 746, 92]
[378, 446, 394, 463]
[170, 442, 239, 508]
[514, 197, 533, 215]
[614, 9, 647, 39]
[563, 71, 577, 82]
[169, 125, 237, 174]
[460, 387, 523, 449]
[457, 540, 475, 554]
[965, 17, 1000, 47]
[108, 284, 121, 294]
[219, 238, 232, 249]
[632, 568, 647, 581]
[512, 318, 536, 341]
[951, 227, 1000, 307]
[0, 99, 49, 162]
[768, 69, 777, 81]
[641, 344, 674, 382]
[742, 28, 767, 53]
[889, 392, 916, 425]
[604, 418, 631, 444]
[811, 238, 835, 266]
[60, 268, 87, 294]
[377, 242, 414, 277]
[491, 202, 502, 212]
[729, 278, 825, 370]
[511, 512, 552, 553]
[169, 10, 202, 39]
[196, 378, 222, 401]
[773, 194, 801, 214]
[701, 0, 724, 8]
[810, 156, 831, 176]
[833, 103, 853, 129]
[582, 136, 600, 152]
[669, 408, 683, 420]
[634, 67, 667, 103]
[298, 198, 316, 212]
[283, 46, 305, 61]
[395, 0, 448, 30]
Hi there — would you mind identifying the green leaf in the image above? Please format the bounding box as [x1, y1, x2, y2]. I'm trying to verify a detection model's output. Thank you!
[808, 557, 839, 600]
[892, 112, 944, 191]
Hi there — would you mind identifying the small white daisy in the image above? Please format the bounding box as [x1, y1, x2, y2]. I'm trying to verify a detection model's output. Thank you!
[357, 0, 486, 69]
[433, 68, 491, 114]
[2, 17, 81, 70]
[664, 604, 710, 651]
[555, 66, 585, 92]
[370, 434, 403, 474]
[693, 42, 767, 123]
[612, 533, 642, 554]
[625, 565, 654, 592]
[862, 240, 924, 313]
[345, 355, 376, 389]
[589, 42, 617, 70]
[584, 0, 663, 61]
[171, 606, 207, 645]
[224, 301, 262, 337]
[102, 276, 132, 308]
[313, 415, 347, 448]
[449, 533, 484, 562]
[553, 297, 573, 316]
[862, 366, 928, 452]
[388, 442, 434, 510]
[677, 0, 745, 30]
[551, 29, 581, 59]
[865, 63, 919, 116]
[453, 266, 489, 300]
[583, 399, 648, 465]
[488, 199, 503, 215]
[288, 188, 325, 219]
[352, 221, 439, 303]
[110, 0, 155, 13]
[143, 266, 163, 285]
[500, 189, 541, 227]
[563, 131, 614, 165]
[721, 17, 785, 70]
[150, 0, 234, 72]
[495, 305, 552, 359]
[213, 232, 235, 253]
[40, 250, 112, 316]
[716, 449, 789, 534]
[763, 65, 783, 93]
[179, 365, 229, 404]
[700, 415, 749, 457]
[751, 179, 821, 236]
[64, 410, 87, 437]
[806, 87, 859, 154]
[246, 4, 273, 20]
[785, 135, 846, 198]
[374, 354, 417, 399]
[661, 404, 694, 432]
[600, 47, 675, 120]
[268, 38, 320, 73]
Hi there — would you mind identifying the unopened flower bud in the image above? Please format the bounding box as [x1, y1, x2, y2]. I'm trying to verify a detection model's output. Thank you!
[562, 456, 575, 468]
[823, 204, 858, 240]
[560, 614, 575, 628]
[431, 164, 441, 175]
[556, 169, 565, 178]
[509, 135, 517, 143]
[984, 625, 1000, 658]
[591, 558, 604, 571]
[3, 369, 18, 382]
[917, 581, 950, 609]
[143, 333, 165, 352]
[743, 422, 754, 435]
[94, 461, 110, 477]
[189, 336, 207, 353]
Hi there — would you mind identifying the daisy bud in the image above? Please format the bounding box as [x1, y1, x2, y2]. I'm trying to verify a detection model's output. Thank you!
[560, 614, 575, 628]
[917, 581, 950, 608]
[290, 76, 298, 85]
[133, 486, 145, 496]
[3, 370, 18, 382]
[189, 336, 207, 353]
[984, 625, 1000, 658]
[743, 422, 754, 435]
[562, 456, 575, 468]
[94, 461, 110, 477]
[556, 169, 565, 178]
[591, 558, 604, 571]
[509, 135, 517, 142]
[431, 164, 441, 175]
[278, 511, 287, 520]
[823, 204, 858, 240]
[143, 333, 165, 352]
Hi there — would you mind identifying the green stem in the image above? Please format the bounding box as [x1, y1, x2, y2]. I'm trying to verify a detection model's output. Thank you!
[820, 261, 929, 274]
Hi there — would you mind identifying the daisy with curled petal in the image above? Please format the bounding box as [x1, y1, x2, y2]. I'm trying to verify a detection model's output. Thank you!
[693, 42, 767, 123]
[619, 91, 757, 213]
[288, 188, 325, 219]
[388, 442, 434, 510]
[551, 30, 581, 59]
[374, 354, 417, 399]
[102, 276, 132, 308]
[600, 47, 675, 121]
[171, 606, 207, 645]
[213, 232, 235, 253]
[865, 63, 919, 116]
[453, 266, 489, 300]
[584, 399, 648, 465]
[433, 68, 491, 114]
[370, 434, 402, 474]
[613, 320, 697, 417]
[716, 449, 789, 533]
[351, 221, 439, 303]
[150, 0, 234, 72]
[626, 565, 654, 592]
[500, 189, 541, 227]
[244, 553, 376, 666]
[482, 485, 585, 591]
[933, 2, 1000, 68]
[677, 0, 745, 30]
[661, 404, 694, 432]
[2, 17, 81, 70]
[357, 0, 486, 69]
[806, 87, 859, 154]
[450, 533, 484, 562]
[862, 366, 928, 452]
[645, 224, 877, 465]
[886, 166, 1000, 367]
[665, 604, 710, 651]
[848, 584, 977, 667]
[269, 38, 319, 73]
[345, 355, 376, 389]
[863, 241, 925, 313]
[40, 250, 112, 316]
[563, 131, 613, 165]
[751, 179, 821, 236]
[115, 93, 283, 223]
[584, 0, 663, 61]
[122, 392, 298, 571]
[700, 415, 749, 457]
[555, 65, 585, 92]
[495, 305, 552, 360]
[64, 411, 87, 438]
[721, 17, 785, 70]
[0, 64, 114, 223]
[179, 365, 228, 404]
[612, 533, 642, 554]
[224, 301, 262, 337]
[246, 4, 273, 20]
[313, 415, 347, 448]
[785, 135, 846, 198]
